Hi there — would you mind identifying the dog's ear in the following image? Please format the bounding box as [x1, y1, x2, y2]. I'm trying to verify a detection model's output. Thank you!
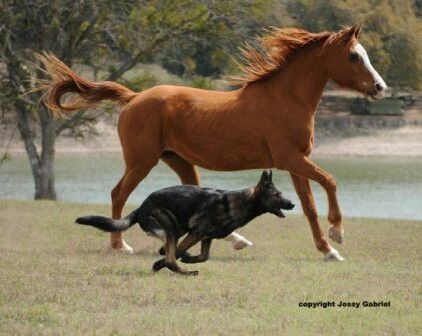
[258, 170, 270, 189]
[268, 170, 273, 182]
[259, 170, 269, 184]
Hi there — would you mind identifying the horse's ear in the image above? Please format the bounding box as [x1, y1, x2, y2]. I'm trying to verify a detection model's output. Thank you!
[353, 23, 363, 38]
[341, 24, 362, 44]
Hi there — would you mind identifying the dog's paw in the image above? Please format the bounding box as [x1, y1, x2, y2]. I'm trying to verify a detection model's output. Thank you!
[158, 246, 165, 255]
[152, 259, 166, 272]
[184, 270, 199, 276]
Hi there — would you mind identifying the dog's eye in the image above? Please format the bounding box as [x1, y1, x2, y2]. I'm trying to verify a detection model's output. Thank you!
[349, 52, 359, 63]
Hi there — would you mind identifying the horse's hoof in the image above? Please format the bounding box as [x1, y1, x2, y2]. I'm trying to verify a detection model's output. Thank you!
[111, 240, 134, 254]
[323, 247, 345, 262]
[328, 227, 344, 244]
[233, 238, 253, 250]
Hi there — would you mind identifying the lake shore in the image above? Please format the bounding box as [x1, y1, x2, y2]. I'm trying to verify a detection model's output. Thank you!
[5, 122, 422, 157]
[315, 125, 422, 157]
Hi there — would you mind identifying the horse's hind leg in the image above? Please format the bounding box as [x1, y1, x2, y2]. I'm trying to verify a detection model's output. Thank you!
[161, 151, 201, 184]
[110, 156, 160, 252]
[160, 151, 253, 251]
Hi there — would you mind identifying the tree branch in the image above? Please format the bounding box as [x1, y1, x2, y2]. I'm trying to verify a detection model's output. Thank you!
[55, 110, 87, 135]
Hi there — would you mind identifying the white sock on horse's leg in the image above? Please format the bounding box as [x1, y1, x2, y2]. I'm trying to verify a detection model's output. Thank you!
[225, 232, 253, 250]
[323, 247, 345, 261]
[114, 239, 134, 254]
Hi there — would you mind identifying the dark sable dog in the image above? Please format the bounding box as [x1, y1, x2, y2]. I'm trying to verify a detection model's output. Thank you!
[76, 171, 294, 275]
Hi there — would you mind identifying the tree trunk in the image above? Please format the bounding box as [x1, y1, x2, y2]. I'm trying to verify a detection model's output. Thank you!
[35, 115, 56, 200]
[15, 102, 57, 200]
[34, 157, 56, 200]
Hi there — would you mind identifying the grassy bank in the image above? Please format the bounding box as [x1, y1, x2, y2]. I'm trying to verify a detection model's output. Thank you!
[0, 200, 420, 335]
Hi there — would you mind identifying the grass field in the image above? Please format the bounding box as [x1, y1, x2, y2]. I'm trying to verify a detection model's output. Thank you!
[0, 200, 421, 335]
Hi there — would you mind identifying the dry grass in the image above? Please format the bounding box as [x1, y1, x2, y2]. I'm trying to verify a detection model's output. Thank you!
[0, 200, 421, 335]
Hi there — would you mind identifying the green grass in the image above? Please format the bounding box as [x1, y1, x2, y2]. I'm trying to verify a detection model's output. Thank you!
[0, 200, 420, 335]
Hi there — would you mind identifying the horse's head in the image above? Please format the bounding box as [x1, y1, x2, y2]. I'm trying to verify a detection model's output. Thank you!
[324, 24, 387, 99]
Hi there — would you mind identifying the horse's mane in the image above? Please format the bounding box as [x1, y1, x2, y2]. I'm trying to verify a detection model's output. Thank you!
[230, 27, 349, 86]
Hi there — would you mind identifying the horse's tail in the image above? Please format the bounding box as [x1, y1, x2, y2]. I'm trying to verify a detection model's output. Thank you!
[35, 52, 137, 114]
[75, 210, 137, 232]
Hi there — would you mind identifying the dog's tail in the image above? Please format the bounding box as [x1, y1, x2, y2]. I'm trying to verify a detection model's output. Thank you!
[75, 211, 137, 232]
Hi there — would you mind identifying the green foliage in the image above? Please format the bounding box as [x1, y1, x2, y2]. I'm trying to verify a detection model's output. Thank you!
[189, 76, 217, 90]
[154, 0, 281, 78]
[124, 72, 158, 92]
[0, 152, 11, 165]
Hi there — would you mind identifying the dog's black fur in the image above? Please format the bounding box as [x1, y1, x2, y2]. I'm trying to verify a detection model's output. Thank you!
[76, 171, 294, 275]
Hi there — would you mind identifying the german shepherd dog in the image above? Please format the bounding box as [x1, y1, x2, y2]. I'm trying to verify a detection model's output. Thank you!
[76, 171, 294, 275]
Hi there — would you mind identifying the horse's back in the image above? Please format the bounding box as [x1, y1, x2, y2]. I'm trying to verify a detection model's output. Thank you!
[119, 85, 234, 125]
[117, 84, 273, 170]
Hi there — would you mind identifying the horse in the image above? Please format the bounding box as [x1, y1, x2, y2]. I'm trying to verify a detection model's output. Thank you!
[39, 24, 387, 261]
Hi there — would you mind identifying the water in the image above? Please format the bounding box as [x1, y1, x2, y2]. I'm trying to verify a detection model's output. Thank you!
[1, 153, 421, 220]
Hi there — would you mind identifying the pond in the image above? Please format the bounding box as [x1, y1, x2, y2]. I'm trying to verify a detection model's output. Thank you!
[1, 153, 421, 220]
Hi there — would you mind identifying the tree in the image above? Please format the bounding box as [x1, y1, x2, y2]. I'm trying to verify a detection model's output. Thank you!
[157, 0, 290, 78]
[0, 0, 206, 200]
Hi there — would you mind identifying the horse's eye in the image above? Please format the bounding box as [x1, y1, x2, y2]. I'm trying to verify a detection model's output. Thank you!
[349, 52, 359, 62]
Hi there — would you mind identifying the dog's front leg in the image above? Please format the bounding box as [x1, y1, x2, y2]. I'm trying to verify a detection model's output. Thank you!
[158, 245, 192, 260]
[181, 239, 212, 263]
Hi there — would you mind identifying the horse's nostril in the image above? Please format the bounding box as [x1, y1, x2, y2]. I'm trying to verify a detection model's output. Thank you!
[374, 82, 383, 92]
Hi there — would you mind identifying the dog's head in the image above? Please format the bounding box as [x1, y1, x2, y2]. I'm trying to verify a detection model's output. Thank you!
[255, 170, 295, 218]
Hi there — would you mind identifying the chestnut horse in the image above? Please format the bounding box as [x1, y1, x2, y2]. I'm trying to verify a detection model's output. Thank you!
[39, 24, 386, 261]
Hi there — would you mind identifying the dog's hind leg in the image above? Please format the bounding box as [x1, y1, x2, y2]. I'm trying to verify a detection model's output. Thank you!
[161, 151, 253, 251]
[153, 233, 201, 275]
[152, 236, 178, 273]
[181, 238, 212, 264]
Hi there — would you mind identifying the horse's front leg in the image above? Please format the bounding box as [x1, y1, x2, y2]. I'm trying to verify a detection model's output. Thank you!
[285, 154, 344, 244]
[290, 173, 344, 261]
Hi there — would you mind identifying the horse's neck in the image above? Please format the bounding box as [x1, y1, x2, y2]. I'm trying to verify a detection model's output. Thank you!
[263, 46, 329, 115]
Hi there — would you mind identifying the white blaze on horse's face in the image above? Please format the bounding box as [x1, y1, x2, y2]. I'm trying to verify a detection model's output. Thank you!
[354, 43, 387, 98]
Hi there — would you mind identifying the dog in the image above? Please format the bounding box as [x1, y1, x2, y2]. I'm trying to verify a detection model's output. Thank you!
[75, 170, 294, 275]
